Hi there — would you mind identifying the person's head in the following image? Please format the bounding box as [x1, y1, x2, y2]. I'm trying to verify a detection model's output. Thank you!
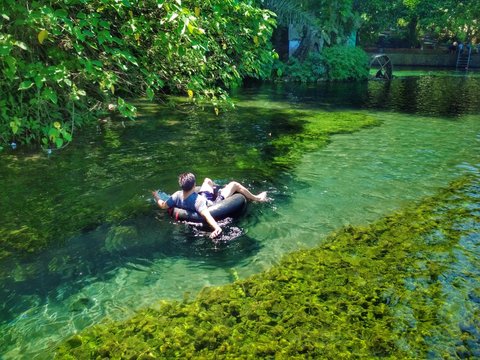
[178, 172, 196, 191]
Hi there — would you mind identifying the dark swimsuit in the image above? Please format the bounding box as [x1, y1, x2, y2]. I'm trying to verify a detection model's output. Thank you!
[198, 187, 225, 203]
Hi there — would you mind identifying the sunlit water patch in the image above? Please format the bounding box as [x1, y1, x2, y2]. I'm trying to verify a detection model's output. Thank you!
[242, 113, 480, 275]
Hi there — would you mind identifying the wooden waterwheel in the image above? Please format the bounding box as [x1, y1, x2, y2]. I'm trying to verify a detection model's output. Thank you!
[370, 54, 393, 80]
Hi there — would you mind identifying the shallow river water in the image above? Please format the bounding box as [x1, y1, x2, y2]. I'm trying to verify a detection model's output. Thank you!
[0, 70, 479, 358]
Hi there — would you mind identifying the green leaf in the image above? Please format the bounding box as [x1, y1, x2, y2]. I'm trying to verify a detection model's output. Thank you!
[55, 137, 64, 148]
[91, 60, 103, 68]
[14, 41, 28, 50]
[42, 88, 58, 104]
[63, 131, 72, 142]
[48, 127, 58, 137]
[9, 121, 19, 134]
[54, 9, 68, 18]
[38, 30, 49, 44]
[146, 87, 154, 100]
[118, 50, 138, 65]
[0, 45, 12, 56]
[18, 81, 34, 90]
[34, 75, 45, 89]
[3, 55, 16, 78]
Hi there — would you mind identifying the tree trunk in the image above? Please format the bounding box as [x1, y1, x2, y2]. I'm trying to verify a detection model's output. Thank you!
[407, 16, 418, 48]
[272, 26, 290, 61]
[292, 25, 322, 60]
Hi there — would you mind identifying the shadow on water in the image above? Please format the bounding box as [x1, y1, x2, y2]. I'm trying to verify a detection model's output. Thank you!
[152, 210, 262, 263]
[240, 74, 480, 118]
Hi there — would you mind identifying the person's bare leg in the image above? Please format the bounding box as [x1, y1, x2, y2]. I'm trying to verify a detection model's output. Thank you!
[219, 181, 267, 202]
[199, 178, 215, 193]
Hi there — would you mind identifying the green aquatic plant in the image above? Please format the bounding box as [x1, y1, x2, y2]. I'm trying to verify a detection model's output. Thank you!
[0, 101, 382, 263]
[270, 110, 380, 165]
[104, 225, 139, 252]
[56, 175, 480, 358]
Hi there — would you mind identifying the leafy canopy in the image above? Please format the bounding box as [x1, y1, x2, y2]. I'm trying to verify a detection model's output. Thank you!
[0, 0, 277, 149]
[355, 0, 480, 46]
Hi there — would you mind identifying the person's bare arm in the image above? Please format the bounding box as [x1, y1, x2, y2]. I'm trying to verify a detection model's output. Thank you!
[152, 191, 169, 209]
[200, 208, 222, 239]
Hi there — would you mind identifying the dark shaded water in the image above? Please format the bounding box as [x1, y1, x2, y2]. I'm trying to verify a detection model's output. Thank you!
[0, 71, 479, 358]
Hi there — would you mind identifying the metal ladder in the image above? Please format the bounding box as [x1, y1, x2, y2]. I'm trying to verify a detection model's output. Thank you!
[456, 47, 472, 70]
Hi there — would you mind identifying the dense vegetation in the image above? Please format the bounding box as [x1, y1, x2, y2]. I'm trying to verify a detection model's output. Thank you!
[2, 0, 479, 149]
[56, 175, 479, 358]
[354, 0, 480, 47]
[264, 0, 480, 51]
[0, 0, 276, 150]
[278, 46, 369, 82]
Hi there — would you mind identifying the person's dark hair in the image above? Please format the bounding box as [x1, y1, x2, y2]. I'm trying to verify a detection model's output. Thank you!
[178, 172, 196, 191]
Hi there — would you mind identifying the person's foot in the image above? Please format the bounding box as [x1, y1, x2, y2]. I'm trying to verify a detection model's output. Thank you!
[255, 191, 268, 202]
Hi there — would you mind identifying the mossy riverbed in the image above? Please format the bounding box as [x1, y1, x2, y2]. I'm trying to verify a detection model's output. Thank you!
[56, 174, 480, 359]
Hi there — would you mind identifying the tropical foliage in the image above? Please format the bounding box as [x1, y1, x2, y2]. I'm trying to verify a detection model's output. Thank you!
[277, 46, 369, 83]
[321, 46, 369, 81]
[355, 0, 480, 47]
[276, 53, 326, 82]
[265, 0, 480, 52]
[261, 1, 367, 83]
[0, 0, 276, 149]
[2, 0, 480, 148]
[262, 0, 359, 48]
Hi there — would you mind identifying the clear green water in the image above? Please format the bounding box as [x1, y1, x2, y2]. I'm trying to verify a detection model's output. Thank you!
[1, 73, 479, 358]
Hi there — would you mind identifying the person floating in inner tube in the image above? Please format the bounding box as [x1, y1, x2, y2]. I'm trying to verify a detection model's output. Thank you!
[152, 172, 268, 239]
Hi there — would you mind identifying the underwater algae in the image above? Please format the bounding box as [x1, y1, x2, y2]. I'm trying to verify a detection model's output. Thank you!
[268, 110, 380, 166]
[56, 175, 480, 359]
[0, 104, 379, 263]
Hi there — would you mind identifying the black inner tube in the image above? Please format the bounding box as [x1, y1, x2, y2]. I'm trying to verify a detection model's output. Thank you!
[169, 193, 247, 223]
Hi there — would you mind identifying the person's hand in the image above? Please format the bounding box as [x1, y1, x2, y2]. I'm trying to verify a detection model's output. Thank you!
[152, 191, 165, 208]
[210, 227, 222, 239]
